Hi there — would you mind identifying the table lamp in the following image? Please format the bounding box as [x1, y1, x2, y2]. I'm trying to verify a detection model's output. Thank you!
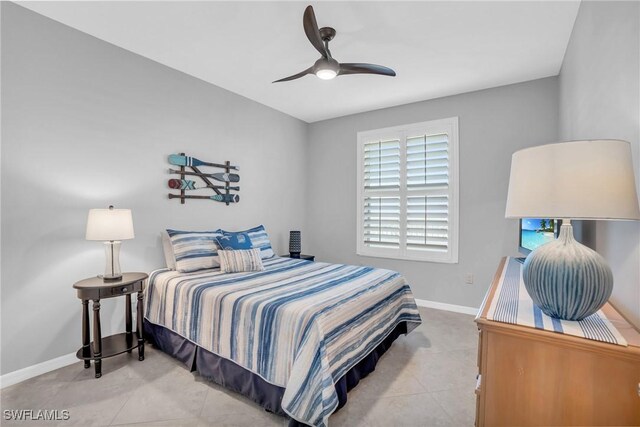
[86, 205, 135, 281]
[505, 140, 640, 320]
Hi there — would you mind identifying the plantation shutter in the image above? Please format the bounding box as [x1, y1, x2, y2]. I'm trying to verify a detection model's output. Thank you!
[406, 133, 450, 253]
[406, 195, 449, 252]
[362, 139, 401, 249]
[363, 197, 401, 248]
[363, 139, 400, 189]
[406, 134, 449, 190]
[357, 118, 458, 263]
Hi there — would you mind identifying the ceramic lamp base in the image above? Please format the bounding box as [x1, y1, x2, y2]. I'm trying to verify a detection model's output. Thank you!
[523, 222, 613, 321]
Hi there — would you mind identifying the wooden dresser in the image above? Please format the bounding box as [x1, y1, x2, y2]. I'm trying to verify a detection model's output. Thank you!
[474, 257, 640, 426]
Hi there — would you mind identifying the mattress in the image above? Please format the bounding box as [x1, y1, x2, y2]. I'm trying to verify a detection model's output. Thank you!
[145, 256, 422, 427]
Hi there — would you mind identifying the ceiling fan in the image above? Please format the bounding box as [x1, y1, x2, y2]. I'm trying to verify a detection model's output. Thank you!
[273, 5, 396, 83]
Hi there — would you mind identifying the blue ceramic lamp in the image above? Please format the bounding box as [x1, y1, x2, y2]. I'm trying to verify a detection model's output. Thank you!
[505, 140, 640, 320]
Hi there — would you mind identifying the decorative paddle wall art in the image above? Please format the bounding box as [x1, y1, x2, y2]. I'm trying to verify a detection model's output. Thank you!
[167, 153, 240, 205]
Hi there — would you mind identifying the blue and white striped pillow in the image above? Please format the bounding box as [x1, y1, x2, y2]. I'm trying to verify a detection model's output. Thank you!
[219, 225, 275, 259]
[218, 248, 265, 273]
[166, 229, 223, 273]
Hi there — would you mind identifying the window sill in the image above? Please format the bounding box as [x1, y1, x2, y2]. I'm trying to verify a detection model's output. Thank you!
[356, 250, 458, 264]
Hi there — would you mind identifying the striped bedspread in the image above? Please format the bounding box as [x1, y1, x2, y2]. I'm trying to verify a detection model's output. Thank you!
[487, 257, 627, 346]
[145, 257, 422, 426]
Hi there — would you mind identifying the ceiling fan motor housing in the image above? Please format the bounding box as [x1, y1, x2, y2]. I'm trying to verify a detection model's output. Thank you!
[319, 27, 336, 42]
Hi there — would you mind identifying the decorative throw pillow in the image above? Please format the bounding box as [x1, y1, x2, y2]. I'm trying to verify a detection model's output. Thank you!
[219, 225, 275, 259]
[166, 229, 223, 273]
[214, 232, 253, 250]
[218, 248, 265, 273]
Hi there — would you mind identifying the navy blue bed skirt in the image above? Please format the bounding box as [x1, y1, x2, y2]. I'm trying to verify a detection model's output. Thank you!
[144, 319, 408, 426]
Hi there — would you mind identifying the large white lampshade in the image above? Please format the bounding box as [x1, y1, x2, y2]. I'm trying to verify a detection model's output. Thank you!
[86, 206, 134, 281]
[506, 139, 640, 220]
[505, 139, 640, 321]
[86, 207, 135, 241]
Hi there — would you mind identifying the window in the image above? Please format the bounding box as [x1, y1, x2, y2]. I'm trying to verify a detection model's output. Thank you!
[356, 117, 459, 263]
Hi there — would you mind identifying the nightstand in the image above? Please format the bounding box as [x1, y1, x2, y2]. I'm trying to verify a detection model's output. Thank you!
[282, 254, 315, 261]
[73, 272, 148, 378]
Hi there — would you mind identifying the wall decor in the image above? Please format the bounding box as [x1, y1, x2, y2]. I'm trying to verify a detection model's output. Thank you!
[167, 153, 240, 205]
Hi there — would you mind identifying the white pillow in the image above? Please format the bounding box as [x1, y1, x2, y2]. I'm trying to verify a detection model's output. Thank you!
[161, 231, 176, 270]
[218, 248, 265, 273]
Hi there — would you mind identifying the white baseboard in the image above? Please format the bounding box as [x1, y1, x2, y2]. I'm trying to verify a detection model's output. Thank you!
[0, 352, 78, 389]
[414, 298, 479, 316]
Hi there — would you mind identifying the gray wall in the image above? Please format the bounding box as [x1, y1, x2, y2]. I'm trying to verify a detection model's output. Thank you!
[1, 3, 308, 375]
[306, 78, 559, 308]
[559, 1, 640, 326]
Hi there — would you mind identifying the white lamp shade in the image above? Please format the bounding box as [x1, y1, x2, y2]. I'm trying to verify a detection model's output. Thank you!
[505, 140, 640, 220]
[86, 208, 135, 241]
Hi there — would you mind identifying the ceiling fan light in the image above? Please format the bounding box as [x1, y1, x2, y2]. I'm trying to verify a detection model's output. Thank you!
[316, 69, 337, 80]
[313, 57, 339, 80]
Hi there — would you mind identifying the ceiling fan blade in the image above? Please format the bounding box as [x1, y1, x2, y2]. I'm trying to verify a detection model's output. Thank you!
[273, 67, 314, 83]
[338, 63, 396, 77]
[303, 6, 328, 58]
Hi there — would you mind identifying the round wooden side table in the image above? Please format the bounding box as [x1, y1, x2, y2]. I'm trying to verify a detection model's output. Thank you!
[73, 272, 148, 378]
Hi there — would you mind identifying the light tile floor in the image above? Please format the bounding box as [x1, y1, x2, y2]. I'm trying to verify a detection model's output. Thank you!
[1, 308, 478, 426]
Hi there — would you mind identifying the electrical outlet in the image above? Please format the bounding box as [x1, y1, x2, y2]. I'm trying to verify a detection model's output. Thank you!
[465, 273, 474, 284]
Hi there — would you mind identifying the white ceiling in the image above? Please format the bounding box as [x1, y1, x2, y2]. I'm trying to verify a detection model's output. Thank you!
[19, 1, 580, 123]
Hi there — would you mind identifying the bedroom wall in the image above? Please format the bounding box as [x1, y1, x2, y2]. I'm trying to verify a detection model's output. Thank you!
[1, 3, 308, 375]
[305, 77, 559, 309]
[558, 1, 640, 327]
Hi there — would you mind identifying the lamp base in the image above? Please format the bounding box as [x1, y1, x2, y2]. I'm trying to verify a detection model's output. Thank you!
[103, 241, 123, 282]
[523, 222, 613, 321]
[102, 274, 123, 281]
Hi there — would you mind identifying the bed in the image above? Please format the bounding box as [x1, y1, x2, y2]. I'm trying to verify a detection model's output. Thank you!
[144, 256, 422, 427]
